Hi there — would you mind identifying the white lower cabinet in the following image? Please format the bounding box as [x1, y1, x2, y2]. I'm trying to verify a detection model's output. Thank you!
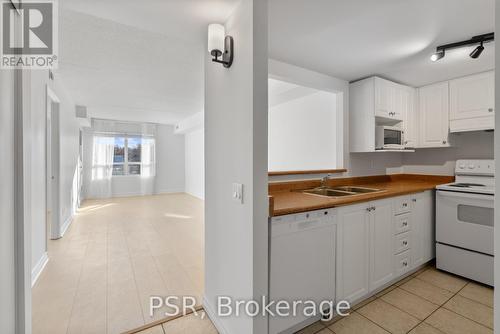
[369, 199, 394, 291]
[337, 202, 370, 303]
[337, 191, 435, 305]
[410, 191, 435, 267]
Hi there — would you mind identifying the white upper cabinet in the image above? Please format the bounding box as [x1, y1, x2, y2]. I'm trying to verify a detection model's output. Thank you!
[350, 77, 412, 152]
[449, 71, 494, 132]
[374, 77, 403, 121]
[402, 87, 417, 148]
[418, 82, 451, 148]
[375, 77, 395, 119]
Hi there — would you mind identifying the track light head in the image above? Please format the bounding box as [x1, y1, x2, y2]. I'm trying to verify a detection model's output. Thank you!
[430, 49, 445, 62]
[470, 42, 485, 59]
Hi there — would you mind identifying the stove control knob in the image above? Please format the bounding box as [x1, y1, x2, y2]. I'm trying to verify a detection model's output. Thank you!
[459, 164, 466, 169]
[468, 164, 475, 169]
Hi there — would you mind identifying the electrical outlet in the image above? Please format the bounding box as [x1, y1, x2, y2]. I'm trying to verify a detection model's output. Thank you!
[232, 183, 243, 204]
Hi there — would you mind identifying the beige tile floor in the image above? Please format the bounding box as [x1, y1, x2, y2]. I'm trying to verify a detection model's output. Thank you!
[135, 265, 493, 334]
[32, 193, 204, 334]
[298, 266, 494, 334]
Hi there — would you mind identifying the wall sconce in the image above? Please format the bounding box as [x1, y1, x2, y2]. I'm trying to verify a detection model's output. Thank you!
[208, 23, 234, 68]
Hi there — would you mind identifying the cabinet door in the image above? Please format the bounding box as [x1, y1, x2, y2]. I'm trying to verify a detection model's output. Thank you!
[418, 82, 450, 147]
[391, 85, 404, 121]
[369, 198, 394, 291]
[375, 77, 394, 118]
[403, 88, 417, 148]
[450, 71, 494, 120]
[411, 191, 435, 268]
[337, 203, 370, 303]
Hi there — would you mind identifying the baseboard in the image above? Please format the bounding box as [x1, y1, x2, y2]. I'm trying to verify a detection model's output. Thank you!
[203, 296, 229, 334]
[60, 214, 73, 237]
[31, 252, 48, 287]
[185, 191, 204, 200]
[155, 188, 185, 195]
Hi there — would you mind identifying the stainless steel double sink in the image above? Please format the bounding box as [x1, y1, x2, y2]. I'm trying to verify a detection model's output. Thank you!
[300, 186, 384, 198]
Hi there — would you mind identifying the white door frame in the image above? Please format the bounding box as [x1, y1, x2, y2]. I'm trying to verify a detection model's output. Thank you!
[46, 86, 61, 240]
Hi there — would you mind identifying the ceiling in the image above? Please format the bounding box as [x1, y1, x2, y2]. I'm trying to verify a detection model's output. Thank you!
[57, 1, 239, 124]
[57, 0, 496, 124]
[269, 0, 495, 87]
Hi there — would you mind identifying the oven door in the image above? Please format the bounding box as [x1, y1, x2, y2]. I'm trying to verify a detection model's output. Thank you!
[436, 190, 494, 255]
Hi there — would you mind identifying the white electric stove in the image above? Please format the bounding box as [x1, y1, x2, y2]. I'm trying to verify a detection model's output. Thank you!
[435, 159, 494, 286]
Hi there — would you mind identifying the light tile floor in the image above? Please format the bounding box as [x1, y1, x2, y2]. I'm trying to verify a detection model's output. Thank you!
[135, 265, 493, 334]
[298, 266, 494, 334]
[32, 194, 204, 334]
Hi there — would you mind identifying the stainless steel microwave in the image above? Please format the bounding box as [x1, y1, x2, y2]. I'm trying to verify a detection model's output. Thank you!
[375, 126, 404, 150]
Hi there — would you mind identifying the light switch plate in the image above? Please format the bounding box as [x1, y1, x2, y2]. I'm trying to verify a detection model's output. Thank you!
[232, 183, 243, 204]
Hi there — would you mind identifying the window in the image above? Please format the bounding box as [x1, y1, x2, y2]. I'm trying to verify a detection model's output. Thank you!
[110, 136, 153, 176]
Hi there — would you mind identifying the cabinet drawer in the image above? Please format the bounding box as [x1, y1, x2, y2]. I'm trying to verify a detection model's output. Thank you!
[394, 213, 411, 235]
[394, 250, 412, 276]
[393, 196, 411, 215]
[394, 232, 411, 254]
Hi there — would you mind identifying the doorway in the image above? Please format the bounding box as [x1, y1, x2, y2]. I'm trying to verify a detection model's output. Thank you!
[46, 86, 61, 240]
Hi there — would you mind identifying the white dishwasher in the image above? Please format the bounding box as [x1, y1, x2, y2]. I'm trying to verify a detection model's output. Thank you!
[269, 208, 336, 334]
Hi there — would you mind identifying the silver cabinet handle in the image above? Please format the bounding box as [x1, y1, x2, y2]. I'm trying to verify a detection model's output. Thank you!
[403, 261, 408, 267]
[488, 108, 494, 112]
[403, 203, 408, 207]
[402, 221, 408, 227]
[403, 241, 408, 246]
[442, 140, 447, 144]
[412, 198, 417, 202]
[366, 207, 371, 212]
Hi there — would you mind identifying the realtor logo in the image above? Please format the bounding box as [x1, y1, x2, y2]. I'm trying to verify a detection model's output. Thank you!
[1, 0, 58, 68]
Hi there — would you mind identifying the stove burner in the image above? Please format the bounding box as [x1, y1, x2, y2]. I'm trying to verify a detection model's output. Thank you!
[449, 183, 486, 188]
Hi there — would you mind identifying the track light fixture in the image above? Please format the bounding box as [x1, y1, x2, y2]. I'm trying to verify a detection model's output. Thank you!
[469, 42, 485, 59]
[430, 32, 494, 62]
[430, 49, 445, 62]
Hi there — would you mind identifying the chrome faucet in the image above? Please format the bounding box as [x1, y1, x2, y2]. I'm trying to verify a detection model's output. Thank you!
[321, 174, 333, 187]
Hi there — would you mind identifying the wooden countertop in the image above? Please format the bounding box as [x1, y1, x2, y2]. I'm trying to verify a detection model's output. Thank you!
[269, 174, 454, 217]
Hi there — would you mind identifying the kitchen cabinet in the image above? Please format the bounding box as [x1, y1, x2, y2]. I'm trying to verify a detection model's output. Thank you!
[449, 71, 494, 132]
[410, 191, 435, 267]
[350, 77, 412, 152]
[337, 192, 435, 304]
[402, 87, 417, 148]
[369, 198, 394, 291]
[418, 82, 451, 148]
[337, 202, 370, 303]
[375, 78, 398, 119]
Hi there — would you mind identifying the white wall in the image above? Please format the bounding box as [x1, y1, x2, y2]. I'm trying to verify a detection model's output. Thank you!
[155, 124, 186, 194]
[185, 128, 204, 199]
[82, 123, 185, 198]
[268, 91, 337, 171]
[494, 1, 499, 326]
[268, 60, 348, 182]
[402, 131, 494, 175]
[0, 68, 17, 334]
[204, 0, 268, 333]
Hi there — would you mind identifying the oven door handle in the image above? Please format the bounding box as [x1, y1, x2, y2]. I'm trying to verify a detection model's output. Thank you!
[437, 190, 494, 201]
